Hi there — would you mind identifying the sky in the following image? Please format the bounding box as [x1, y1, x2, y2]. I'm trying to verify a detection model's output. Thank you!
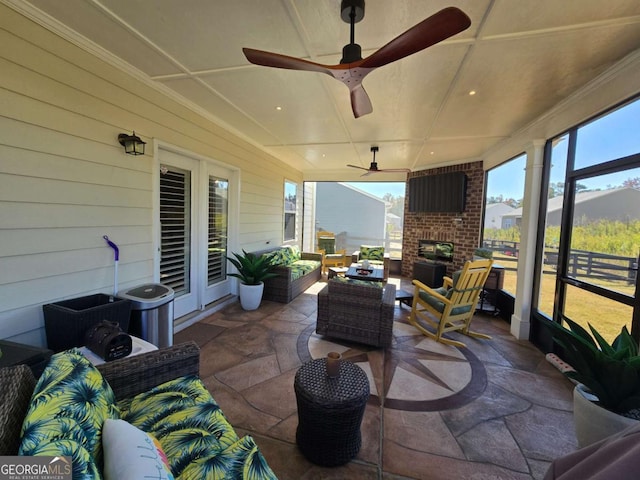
[486, 98, 640, 200]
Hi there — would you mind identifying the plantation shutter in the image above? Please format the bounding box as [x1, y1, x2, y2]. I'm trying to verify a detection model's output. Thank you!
[159, 166, 191, 296]
[208, 176, 228, 285]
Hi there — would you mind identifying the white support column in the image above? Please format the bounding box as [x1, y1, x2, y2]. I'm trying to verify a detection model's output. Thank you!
[511, 140, 546, 339]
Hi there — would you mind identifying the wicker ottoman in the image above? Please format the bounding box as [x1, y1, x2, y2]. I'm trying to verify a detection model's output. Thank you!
[294, 358, 370, 466]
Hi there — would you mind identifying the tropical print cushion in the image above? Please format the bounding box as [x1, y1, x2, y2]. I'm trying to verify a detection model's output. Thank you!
[279, 246, 300, 265]
[262, 250, 283, 266]
[263, 246, 300, 267]
[118, 375, 276, 480]
[289, 260, 319, 280]
[19, 348, 119, 479]
[360, 245, 384, 261]
[178, 435, 275, 480]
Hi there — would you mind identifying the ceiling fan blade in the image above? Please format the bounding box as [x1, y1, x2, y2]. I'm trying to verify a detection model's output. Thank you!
[350, 84, 373, 118]
[243, 48, 332, 74]
[360, 7, 471, 69]
[347, 164, 370, 171]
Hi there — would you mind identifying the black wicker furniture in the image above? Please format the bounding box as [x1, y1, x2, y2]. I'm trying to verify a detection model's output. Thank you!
[251, 246, 322, 303]
[294, 358, 370, 467]
[317, 278, 396, 347]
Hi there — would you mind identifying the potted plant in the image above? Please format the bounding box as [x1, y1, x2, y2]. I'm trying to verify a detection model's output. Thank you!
[544, 317, 640, 447]
[226, 250, 278, 310]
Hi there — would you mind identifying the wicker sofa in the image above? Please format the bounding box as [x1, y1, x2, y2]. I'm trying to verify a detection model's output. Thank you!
[317, 278, 396, 348]
[254, 245, 322, 303]
[0, 342, 277, 480]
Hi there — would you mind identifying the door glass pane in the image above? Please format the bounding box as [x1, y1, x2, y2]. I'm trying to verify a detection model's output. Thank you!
[159, 166, 191, 296]
[575, 99, 640, 170]
[563, 284, 633, 344]
[537, 135, 569, 317]
[208, 176, 228, 285]
[567, 168, 640, 296]
[284, 181, 297, 241]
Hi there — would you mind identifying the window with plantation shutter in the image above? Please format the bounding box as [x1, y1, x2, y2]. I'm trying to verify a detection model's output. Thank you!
[208, 176, 228, 285]
[159, 166, 191, 296]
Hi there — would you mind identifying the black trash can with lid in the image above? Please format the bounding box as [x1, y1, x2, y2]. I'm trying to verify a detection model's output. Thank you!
[117, 284, 175, 348]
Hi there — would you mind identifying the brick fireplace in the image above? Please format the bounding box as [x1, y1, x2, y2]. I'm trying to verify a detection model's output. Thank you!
[401, 161, 484, 278]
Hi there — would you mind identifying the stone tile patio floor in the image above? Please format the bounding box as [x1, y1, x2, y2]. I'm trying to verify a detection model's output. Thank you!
[175, 276, 578, 479]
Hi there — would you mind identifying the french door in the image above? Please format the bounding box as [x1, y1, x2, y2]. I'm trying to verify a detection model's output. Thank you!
[157, 146, 236, 319]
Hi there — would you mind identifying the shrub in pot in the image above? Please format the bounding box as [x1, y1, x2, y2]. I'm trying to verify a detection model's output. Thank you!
[544, 317, 640, 446]
[226, 250, 278, 310]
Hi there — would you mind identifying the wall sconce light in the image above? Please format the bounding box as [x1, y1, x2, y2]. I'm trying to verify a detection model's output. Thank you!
[118, 131, 146, 155]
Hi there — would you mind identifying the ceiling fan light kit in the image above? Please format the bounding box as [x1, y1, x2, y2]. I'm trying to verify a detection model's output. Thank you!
[243, 1, 471, 118]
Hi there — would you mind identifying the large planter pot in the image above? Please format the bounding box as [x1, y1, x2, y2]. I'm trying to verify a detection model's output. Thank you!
[239, 282, 264, 311]
[573, 383, 639, 448]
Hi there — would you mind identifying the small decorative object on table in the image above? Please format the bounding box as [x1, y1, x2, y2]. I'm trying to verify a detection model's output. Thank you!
[326, 352, 341, 378]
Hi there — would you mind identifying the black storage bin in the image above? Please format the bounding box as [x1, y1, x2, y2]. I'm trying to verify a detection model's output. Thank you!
[43, 294, 132, 352]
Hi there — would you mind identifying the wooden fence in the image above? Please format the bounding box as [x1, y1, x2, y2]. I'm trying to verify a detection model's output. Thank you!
[482, 240, 638, 284]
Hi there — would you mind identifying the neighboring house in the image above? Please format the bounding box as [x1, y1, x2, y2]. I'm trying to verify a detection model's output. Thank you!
[484, 203, 517, 230]
[315, 183, 386, 253]
[501, 188, 640, 227]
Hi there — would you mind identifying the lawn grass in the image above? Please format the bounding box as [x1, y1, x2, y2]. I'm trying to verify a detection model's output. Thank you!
[498, 259, 634, 344]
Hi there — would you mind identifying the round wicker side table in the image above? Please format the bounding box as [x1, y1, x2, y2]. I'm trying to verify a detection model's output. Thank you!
[294, 358, 370, 467]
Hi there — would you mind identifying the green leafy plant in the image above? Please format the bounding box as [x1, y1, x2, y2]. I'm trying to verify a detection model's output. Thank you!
[226, 250, 279, 285]
[544, 317, 640, 416]
[473, 247, 493, 259]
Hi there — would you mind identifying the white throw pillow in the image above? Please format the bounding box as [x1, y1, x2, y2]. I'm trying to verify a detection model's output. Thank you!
[102, 419, 174, 480]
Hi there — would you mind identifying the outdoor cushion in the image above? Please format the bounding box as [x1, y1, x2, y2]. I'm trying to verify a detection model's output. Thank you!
[318, 236, 336, 254]
[418, 287, 471, 316]
[118, 375, 277, 480]
[360, 245, 385, 261]
[102, 419, 174, 480]
[19, 349, 119, 479]
[289, 260, 319, 281]
[329, 277, 383, 298]
[264, 246, 301, 267]
[281, 245, 301, 265]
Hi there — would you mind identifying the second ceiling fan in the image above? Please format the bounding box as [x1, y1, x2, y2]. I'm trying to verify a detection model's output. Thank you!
[348, 146, 411, 176]
[243, 0, 471, 118]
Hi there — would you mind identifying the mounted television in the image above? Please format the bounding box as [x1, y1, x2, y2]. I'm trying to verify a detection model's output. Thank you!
[418, 240, 454, 262]
[408, 172, 467, 213]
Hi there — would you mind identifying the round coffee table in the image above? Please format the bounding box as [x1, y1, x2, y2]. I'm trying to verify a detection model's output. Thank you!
[294, 358, 370, 466]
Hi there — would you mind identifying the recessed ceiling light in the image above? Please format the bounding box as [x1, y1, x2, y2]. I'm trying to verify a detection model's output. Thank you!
[430, 151, 435, 155]
[468, 90, 476, 96]
[275, 106, 283, 111]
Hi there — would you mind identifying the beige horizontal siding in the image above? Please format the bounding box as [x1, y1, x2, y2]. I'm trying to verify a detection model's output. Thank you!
[0, 2, 302, 344]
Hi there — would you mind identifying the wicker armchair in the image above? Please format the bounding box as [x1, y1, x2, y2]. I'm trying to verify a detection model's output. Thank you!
[0, 341, 200, 455]
[317, 279, 395, 347]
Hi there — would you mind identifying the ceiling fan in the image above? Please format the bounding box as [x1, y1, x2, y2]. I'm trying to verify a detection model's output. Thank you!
[348, 146, 411, 176]
[243, 0, 471, 118]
